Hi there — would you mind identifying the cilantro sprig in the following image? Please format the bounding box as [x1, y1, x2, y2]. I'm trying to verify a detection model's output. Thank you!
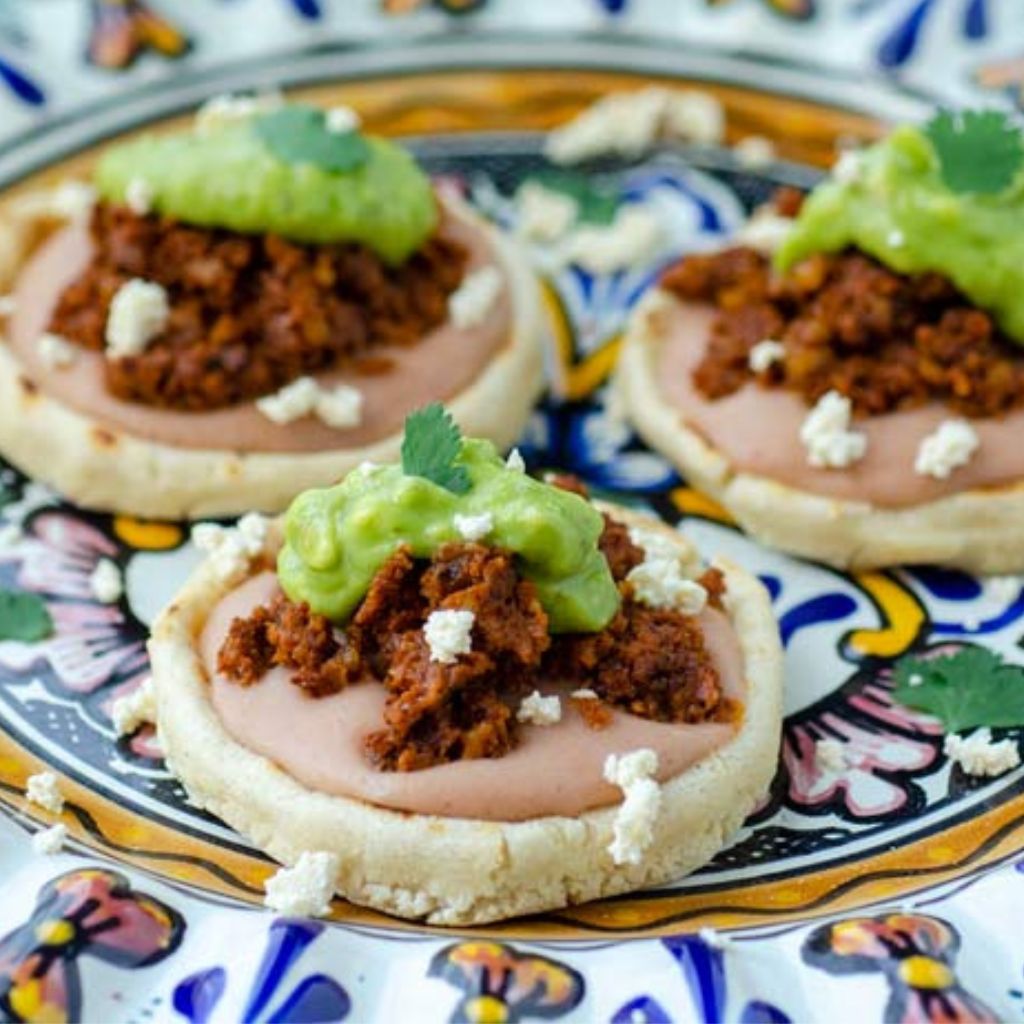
[0, 588, 53, 643]
[400, 403, 471, 494]
[893, 647, 1024, 732]
[924, 109, 1024, 195]
[255, 105, 370, 173]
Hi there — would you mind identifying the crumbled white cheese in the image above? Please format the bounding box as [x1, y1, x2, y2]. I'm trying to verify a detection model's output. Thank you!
[192, 512, 269, 580]
[38, 332, 77, 370]
[0, 295, 16, 317]
[733, 135, 776, 168]
[800, 390, 867, 469]
[516, 690, 562, 726]
[32, 822, 67, 856]
[571, 688, 599, 700]
[111, 678, 156, 737]
[735, 209, 794, 254]
[944, 729, 1020, 778]
[748, 338, 786, 374]
[626, 525, 708, 615]
[263, 851, 340, 917]
[907, 673, 924, 688]
[832, 149, 864, 184]
[0, 523, 21, 548]
[313, 383, 364, 430]
[255, 377, 319, 423]
[325, 105, 361, 134]
[662, 90, 724, 146]
[628, 560, 707, 614]
[89, 558, 123, 604]
[423, 609, 475, 664]
[545, 87, 724, 164]
[453, 511, 494, 542]
[561, 205, 663, 274]
[506, 448, 526, 473]
[26, 771, 64, 814]
[914, 419, 979, 480]
[887, 229, 905, 248]
[815, 738, 848, 774]
[195, 90, 283, 135]
[604, 748, 661, 865]
[515, 181, 578, 243]
[699, 926, 736, 951]
[125, 176, 154, 215]
[105, 279, 169, 359]
[51, 182, 96, 222]
[255, 377, 363, 430]
[449, 266, 503, 330]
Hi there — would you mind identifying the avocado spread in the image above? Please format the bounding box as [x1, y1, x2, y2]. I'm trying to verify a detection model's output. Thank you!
[95, 105, 437, 264]
[777, 123, 1024, 344]
[277, 439, 621, 633]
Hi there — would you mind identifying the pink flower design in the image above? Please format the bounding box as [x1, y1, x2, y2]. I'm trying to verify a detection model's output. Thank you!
[781, 656, 951, 820]
[0, 511, 145, 695]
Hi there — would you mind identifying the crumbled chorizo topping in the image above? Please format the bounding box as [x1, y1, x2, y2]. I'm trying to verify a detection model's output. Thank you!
[48, 203, 467, 411]
[218, 594, 362, 697]
[545, 588, 723, 724]
[218, 518, 730, 770]
[663, 242, 1024, 419]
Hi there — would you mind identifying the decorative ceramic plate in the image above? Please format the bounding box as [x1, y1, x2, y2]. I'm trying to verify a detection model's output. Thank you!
[1, 29, 1023, 1024]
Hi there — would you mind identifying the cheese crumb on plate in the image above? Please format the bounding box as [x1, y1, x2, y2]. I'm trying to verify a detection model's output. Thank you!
[264, 850, 340, 917]
[26, 771, 64, 814]
[944, 729, 1020, 778]
[32, 823, 67, 856]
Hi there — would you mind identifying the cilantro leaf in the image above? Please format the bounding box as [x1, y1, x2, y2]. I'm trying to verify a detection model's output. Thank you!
[529, 171, 619, 225]
[255, 105, 371, 173]
[892, 647, 1024, 732]
[924, 109, 1024, 195]
[400, 403, 470, 494]
[0, 588, 53, 643]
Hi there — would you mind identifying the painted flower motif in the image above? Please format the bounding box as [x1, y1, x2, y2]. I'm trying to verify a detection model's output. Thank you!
[0, 868, 184, 1023]
[86, 0, 190, 70]
[173, 919, 349, 1024]
[428, 942, 584, 1023]
[705, 0, 815, 19]
[803, 912, 998, 1022]
[852, 0, 988, 68]
[975, 53, 1024, 109]
[780, 656, 948, 820]
[0, 511, 144, 697]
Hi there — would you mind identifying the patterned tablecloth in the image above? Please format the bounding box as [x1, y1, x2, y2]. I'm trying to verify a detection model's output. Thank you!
[1, 3, 1024, 1023]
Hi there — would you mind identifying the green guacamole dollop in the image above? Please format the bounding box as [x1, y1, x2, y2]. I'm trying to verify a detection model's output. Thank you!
[776, 125, 1024, 344]
[94, 118, 437, 265]
[277, 440, 620, 634]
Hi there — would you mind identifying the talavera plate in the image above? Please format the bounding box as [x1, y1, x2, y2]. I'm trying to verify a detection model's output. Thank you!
[0, 28, 1022, 1024]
